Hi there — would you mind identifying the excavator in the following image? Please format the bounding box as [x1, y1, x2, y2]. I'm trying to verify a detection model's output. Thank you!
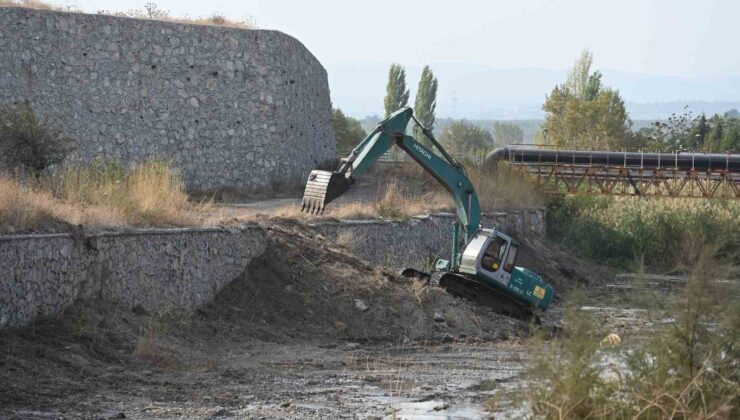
[301, 107, 554, 320]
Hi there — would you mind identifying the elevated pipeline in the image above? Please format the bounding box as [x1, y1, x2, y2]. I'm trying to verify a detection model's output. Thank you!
[486, 147, 740, 172]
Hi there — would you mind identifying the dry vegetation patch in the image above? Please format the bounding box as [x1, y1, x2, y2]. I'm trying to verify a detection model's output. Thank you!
[520, 239, 739, 419]
[272, 163, 543, 222]
[0, 0, 257, 29]
[0, 160, 216, 234]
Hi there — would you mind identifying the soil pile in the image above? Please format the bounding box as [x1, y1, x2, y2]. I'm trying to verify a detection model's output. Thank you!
[200, 218, 527, 342]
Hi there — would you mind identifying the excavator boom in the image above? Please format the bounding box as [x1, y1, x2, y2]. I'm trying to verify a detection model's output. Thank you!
[302, 107, 480, 242]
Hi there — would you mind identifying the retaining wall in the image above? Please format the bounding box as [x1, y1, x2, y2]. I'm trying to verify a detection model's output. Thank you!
[0, 226, 265, 329]
[0, 209, 544, 329]
[0, 7, 335, 191]
[311, 209, 547, 267]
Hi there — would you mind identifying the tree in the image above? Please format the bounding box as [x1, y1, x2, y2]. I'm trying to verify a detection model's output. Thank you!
[413, 65, 438, 144]
[719, 118, 740, 152]
[383, 64, 410, 118]
[493, 122, 524, 147]
[565, 50, 594, 100]
[332, 109, 366, 154]
[0, 102, 72, 175]
[690, 113, 709, 149]
[644, 109, 740, 152]
[704, 115, 724, 152]
[438, 120, 494, 156]
[542, 50, 632, 149]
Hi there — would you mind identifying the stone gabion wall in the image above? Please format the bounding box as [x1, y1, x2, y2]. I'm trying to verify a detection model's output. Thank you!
[0, 209, 544, 329]
[0, 7, 335, 191]
[0, 226, 266, 329]
[312, 209, 547, 268]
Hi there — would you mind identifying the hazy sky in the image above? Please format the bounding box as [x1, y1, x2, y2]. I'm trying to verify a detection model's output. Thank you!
[68, 0, 739, 76]
[61, 0, 740, 117]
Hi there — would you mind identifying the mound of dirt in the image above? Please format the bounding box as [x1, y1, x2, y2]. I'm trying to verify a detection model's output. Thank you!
[514, 233, 614, 298]
[200, 218, 528, 342]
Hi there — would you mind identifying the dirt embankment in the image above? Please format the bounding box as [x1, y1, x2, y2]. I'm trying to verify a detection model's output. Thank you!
[0, 219, 610, 418]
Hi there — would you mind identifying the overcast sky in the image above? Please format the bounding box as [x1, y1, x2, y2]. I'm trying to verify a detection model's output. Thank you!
[62, 0, 740, 117]
[67, 0, 739, 76]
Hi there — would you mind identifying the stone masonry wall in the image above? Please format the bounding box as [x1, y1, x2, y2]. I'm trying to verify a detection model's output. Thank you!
[0, 209, 543, 329]
[312, 209, 547, 268]
[0, 226, 265, 329]
[0, 7, 335, 191]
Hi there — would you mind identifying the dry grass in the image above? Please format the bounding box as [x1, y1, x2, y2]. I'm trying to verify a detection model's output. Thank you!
[0, 177, 125, 233]
[0, 0, 58, 10]
[0, 0, 57, 10]
[523, 238, 739, 419]
[0, 160, 214, 233]
[274, 179, 451, 221]
[0, 0, 257, 29]
[273, 164, 545, 222]
[469, 163, 546, 210]
[52, 160, 200, 226]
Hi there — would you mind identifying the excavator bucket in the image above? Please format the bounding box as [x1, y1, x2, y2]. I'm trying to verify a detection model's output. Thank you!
[301, 170, 351, 214]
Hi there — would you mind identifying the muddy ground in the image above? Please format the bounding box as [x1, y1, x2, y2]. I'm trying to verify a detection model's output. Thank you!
[1, 219, 614, 419]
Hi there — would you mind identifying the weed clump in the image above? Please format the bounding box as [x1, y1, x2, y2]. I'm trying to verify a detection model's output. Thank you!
[469, 162, 546, 210]
[53, 158, 195, 226]
[0, 159, 211, 233]
[0, 102, 72, 175]
[522, 239, 739, 419]
[548, 194, 740, 270]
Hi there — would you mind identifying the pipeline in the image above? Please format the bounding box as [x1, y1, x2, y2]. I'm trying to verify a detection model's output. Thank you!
[486, 147, 740, 172]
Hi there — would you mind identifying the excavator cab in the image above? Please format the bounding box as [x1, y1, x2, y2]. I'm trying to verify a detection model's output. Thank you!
[458, 229, 553, 311]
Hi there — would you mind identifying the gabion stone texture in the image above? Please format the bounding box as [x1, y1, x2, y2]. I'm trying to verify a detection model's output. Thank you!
[0, 7, 335, 191]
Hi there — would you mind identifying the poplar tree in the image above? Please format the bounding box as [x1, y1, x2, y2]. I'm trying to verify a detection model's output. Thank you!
[383, 64, 410, 118]
[413, 65, 438, 144]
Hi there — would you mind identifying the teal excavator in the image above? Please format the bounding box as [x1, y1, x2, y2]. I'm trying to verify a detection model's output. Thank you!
[302, 107, 554, 320]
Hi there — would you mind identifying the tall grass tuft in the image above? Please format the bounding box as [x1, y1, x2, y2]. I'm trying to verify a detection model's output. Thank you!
[524, 236, 739, 419]
[0, 177, 56, 232]
[548, 194, 740, 270]
[52, 159, 196, 226]
[0, 159, 209, 233]
[468, 162, 546, 211]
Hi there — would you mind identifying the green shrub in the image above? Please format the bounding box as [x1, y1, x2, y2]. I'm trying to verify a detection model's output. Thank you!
[0, 102, 72, 175]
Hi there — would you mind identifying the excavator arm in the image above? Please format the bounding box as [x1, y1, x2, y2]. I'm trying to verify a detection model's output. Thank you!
[302, 107, 481, 242]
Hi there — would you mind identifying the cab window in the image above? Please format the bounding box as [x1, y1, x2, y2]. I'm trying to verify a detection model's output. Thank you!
[481, 237, 507, 272]
[504, 244, 518, 273]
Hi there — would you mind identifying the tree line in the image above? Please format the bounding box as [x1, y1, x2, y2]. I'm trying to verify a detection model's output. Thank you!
[333, 63, 521, 157]
[543, 50, 739, 152]
[334, 53, 739, 159]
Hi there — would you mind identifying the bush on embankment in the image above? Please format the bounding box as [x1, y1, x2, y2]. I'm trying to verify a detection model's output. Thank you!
[547, 194, 740, 271]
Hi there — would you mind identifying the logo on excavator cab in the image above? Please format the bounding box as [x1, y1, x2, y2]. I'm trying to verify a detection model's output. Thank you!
[412, 143, 433, 160]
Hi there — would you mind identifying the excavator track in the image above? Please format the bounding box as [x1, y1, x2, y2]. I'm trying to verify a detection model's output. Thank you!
[435, 272, 540, 323]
